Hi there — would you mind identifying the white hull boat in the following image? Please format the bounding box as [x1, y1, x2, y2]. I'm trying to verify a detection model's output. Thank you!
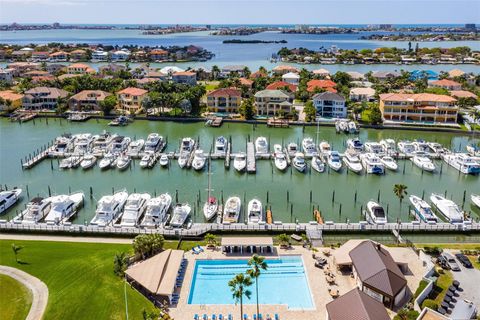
[274, 148, 288, 171]
[380, 139, 396, 154]
[203, 197, 218, 221]
[170, 203, 191, 228]
[233, 153, 247, 172]
[80, 154, 97, 169]
[364, 142, 384, 155]
[180, 137, 195, 153]
[99, 153, 116, 170]
[14, 197, 52, 224]
[311, 156, 325, 173]
[380, 156, 398, 171]
[365, 201, 387, 224]
[214, 136, 227, 156]
[430, 193, 464, 224]
[409, 195, 438, 224]
[398, 141, 416, 155]
[141, 194, 172, 227]
[0, 188, 22, 214]
[178, 153, 189, 169]
[302, 137, 317, 157]
[346, 138, 364, 152]
[412, 155, 435, 172]
[247, 198, 264, 224]
[116, 155, 131, 170]
[159, 155, 169, 167]
[44, 192, 84, 224]
[443, 153, 480, 174]
[286, 142, 298, 157]
[145, 133, 163, 153]
[255, 137, 269, 155]
[90, 191, 128, 226]
[192, 150, 206, 171]
[120, 193, 151, 227]
[361, 153, 384, 174]
[327, 151, 342, 172]
[292, 152, 307, 172]
[223, 196, 241, 223]
[126, 139, 145, 157]
[139, 154, 154, 168]
[319, 141, 331, 154]
[471, 194, 480, 209]
[343, 152, 363, 173]
[110, 136, 131, 154]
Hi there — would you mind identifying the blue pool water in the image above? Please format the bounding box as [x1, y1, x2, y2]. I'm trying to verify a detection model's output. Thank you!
[187, 256, 314, 309]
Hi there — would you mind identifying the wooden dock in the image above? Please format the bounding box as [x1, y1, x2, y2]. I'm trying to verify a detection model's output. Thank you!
[267, 118, 289, 128]
[224, 140, 231, 169]
[246, 142, 256, 173]
[22, 147, 53, 169]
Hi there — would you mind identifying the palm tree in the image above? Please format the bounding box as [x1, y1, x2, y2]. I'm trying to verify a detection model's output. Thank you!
[247, 255, 268, 318]
[277, 233, 290, 248]
[11, 243, 23, 263]
[393, 184, 408, 212]
[204, 233, 217, 248]
[472, 110, 480, 138]
[228, 273, 252, 320]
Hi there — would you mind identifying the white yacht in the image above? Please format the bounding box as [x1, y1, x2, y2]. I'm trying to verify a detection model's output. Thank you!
[364, 142, 384, 155]
[380, 139, 396, 154]
[302, 137, 317, 157]
[90, 190, 128, 226]
[223, 196, 241, 223]
[73, 133, 94, 155]
[178, 153, 189, 169]
[116, 154, 131, 170]
[180, 137, 195, 153]
[273, 145, 288, 171]
[311, 156, 325, 173]
[471, 194, 480, 209]
[327, 151, 342, 172]
[14, 197, 51, 224]
[365, 201, 387, 224]
[292, 152, 307, 172]
[159, 154, 169, 167]
[247, 199, 263, 224]
[44, 192, 84, 224]
[91, 132, 116, 156]
[466, 144, 479, 157]
[233, 153, 247, 172]
[141, 194, 172, 227]
[139, 153, 154, 169]
[127, 139, 145, 157]
[430, 194, 464, 224]
[51, 135, 74, 157]
[286, 142, 298, 157]
[361, 153, 384, 174]
[319, 141, 331, 154]
[192, 149, 206, 171]
[346, 138, 364, 152]
[380, 156, 398, 171]
[203, 164, 218, 221]
[343, 151, 363, 173]
[80, 154, 97, 169]
[120, 193, 151, 227]
[412, 155, 436, 172]
[348, 121, 359, 134]
[397, 141, 416, 155]
[59, 155, 82, 169]
[255, 137, 269, 154]
[409, 195, 438, 224]
[214, 136, 227, 156]
[110, 136, 131, 154]
[99, 153, 116, 170]
[443, 153, 480, 174]
[413, 140, 429, 153]
[169, 203, 191, 228]
[428, 142, 445, 154]
[144, 133, 163, 153]
[0, 188, 22, 214]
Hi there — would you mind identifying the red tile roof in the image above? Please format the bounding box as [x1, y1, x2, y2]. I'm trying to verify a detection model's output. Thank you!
[266, 81, 297, 92]
[239, 77, 253, 87]
[117, 87, 148, 96]
[208, 88, 242, 97]
[431, 79, 461, 87]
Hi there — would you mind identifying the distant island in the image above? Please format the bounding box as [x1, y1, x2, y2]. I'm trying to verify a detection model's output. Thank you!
[223, 39, 287, 44]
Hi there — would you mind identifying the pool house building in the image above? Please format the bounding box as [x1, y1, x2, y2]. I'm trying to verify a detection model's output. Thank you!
[221, 237, 274, 254]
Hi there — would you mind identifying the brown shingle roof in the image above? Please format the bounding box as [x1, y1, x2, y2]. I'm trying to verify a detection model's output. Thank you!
[117, 87, 148, 96]
[208, 88, 241, 97]
[326, 288, 390, 320]
[0, 90, 23, 101]
[431, 79, 461, 87]
[349, 240, 406, 297]
[70, 90, 112, 101]
[450, 90, 477, 99]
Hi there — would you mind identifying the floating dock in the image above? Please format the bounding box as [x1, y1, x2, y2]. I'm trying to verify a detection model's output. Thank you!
[246, 142, 256, 173]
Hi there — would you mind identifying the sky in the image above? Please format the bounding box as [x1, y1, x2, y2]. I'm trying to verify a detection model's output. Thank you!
[0, 0, 479, 25]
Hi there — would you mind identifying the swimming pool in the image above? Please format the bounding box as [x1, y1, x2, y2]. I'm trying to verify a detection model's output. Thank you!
[187, 256, 314, 309]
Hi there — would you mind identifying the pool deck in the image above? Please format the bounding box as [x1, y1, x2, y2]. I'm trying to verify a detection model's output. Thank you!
[168, 245, 426, 320]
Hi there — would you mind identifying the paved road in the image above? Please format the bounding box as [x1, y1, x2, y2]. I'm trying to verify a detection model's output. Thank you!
[0, 234, 134, 244]
[0, 266, 49, 320]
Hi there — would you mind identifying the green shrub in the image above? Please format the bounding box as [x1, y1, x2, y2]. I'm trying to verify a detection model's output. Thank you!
[414, 280, 429, 299]
[393, 309, 420, 320]
[422, 299, 438, 310]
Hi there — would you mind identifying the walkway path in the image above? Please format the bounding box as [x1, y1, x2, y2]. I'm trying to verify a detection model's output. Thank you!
[0, 234, 134, 244]
[0, 266, 49, 320]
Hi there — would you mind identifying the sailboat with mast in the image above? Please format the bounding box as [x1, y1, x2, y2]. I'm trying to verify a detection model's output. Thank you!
[203, 161, 218, 221]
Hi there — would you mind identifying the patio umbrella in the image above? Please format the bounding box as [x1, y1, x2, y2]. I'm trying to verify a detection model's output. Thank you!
[452, 280, 460, 288]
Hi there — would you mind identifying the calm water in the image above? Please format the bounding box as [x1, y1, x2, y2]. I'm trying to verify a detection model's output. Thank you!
[1, 29, 480, 71]
[188, 256, 314, 309]
[0, 118, 479, 224]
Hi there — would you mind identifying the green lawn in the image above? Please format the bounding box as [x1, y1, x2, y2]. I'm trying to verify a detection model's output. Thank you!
[0, 240, 157, 320]
[432, 270, 453, 305]
[0, 274, 33, 320]
[467, 256, 480, 270]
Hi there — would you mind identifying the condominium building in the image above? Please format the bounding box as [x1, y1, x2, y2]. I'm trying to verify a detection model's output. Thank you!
[379, 93, 458, 123]
[116, 87, 148, 113]
[206, 88, 242, 113]
[254, 89, 293, 116]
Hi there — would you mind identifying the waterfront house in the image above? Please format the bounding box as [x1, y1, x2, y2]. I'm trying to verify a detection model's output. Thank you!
[149, 49, 169, 61]
[46, 64, 66, 75]
[326, 288, 390, 320]
[6, 62, 41, 77]
[98, 63, 126, 74]
[116, 87, 148, 114]
[239, 77, 253, 89]
[110, 49, 130, 62]
[312, 68, 330, 77]
[66, 63, 96, 75]
[11, 49, 32, 61]
[272, 65, 299, 75]
[220, 65, 247, 78]
[312, 92, 347, 118]
[136, 78, 159, 88]
[172, 71, 197, 85]
[250, 70, 267, 79]
[349, 87, 376, 102]
[206, 88, 242, 113]
[68, 90, 112, 111]
[379, 93, 458, 124]
[346, 71, 365, 81]
[69, 49, 88, 61]
[371, 71, 401, 82]
[91, 49, 109, 62]
[349, 241, 407, 308]
[450, 90, 478, 100]
[254, 89, 293, 117]
[144, 71, 167, 81]
[31, 51, 50, 62]
[22, 87, 69, 110]
[281, 72, 300, 85]
[448, 69, 465, 78]
[307, 79, 337, 93]
[430, 79, 462, 91]
[49, 51, 69, 62]
[266, 81, 297, 93]
[31, 75, 55, 83]
[0, 68, 15, 83]
[0, 90, 24, 111]
[24, 70, 51, 78]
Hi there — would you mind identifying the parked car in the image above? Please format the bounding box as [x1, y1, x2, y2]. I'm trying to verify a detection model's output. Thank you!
[455, 253, 473, 268]
[436, 255, 449, 269]
[441, 252, 461, 271]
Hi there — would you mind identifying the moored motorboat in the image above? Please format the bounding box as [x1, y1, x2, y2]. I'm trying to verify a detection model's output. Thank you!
[319, 141, 331, 154]
[346, 137, 364, 152]
[159, 154, 169, 167]
[412, 155, 435, 172]
[203, 197, 218, 221]
[364, 142, 384, 155]
[126, 139, 145, 157]
[247, 198, 264, 224]
[327, 151, 342, 172]
[380, 139, 396, 154]
[409, 195, 438, 224]
[342, 151, 362, 173]
[169, 203, 191, 228]
[233, 153, 247, 172]
[255, 136, 269, 155]
[443, 153, 480, 174]
[0, 188, 22, 214]
[214, 136, 227, 156]
[286, 142, 298, 157]
[348, 121, 359, 134]
[361, 153, 384, 174]
[471, 194, 480, 209]
[139, 153, 154, 168]
[120, 193, 151, 227]
[273, 146, 288, 171]
[192, 149, 206, 171]
[311, 156, 325, 173]
[44, 192, 84, 224]
[13, 197, 52, 224]
[397, 141, 416, 155]
[223, 196, 241, 223]
[80, 154, 97, 169]
[302, 137, 317, 157]
[99, 153, 116, 170]
[109, 136, 131, 154]
[144, 133, 163, 153]
[430, 193, 464, 224]
[292, 152, 307, 172]
[90, 190, 128, 226]
[380, 156, 398, 171]
[365, 201, 387, 224]
[116, 154, 131, 170]
[141, 194, 172, 227]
